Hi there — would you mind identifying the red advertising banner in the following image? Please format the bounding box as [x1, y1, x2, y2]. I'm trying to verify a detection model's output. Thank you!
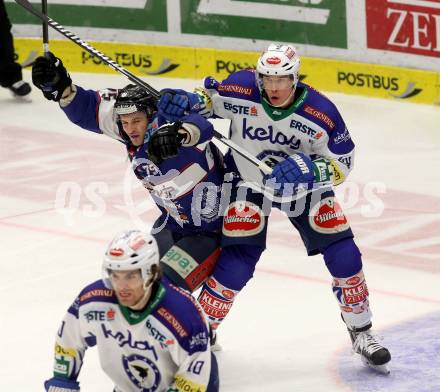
[366, 0, 440, 58]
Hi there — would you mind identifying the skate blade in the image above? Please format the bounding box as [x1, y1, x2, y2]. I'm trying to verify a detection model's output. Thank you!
[361, 356, 390, 374]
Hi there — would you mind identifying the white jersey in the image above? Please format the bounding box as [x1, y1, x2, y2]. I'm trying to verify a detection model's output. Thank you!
[200, 70, 355, 202]
[52, 278, 212, 392]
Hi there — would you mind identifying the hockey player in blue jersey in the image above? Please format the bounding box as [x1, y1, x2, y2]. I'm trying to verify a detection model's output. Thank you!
[157, 43, 391, 373]
[31, 53, 224, 294]
[44, 229, 219, 392]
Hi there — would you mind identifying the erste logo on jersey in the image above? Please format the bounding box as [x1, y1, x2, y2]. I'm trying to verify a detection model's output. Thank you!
[309, 197, 350, 234]
[223, 102, 258, 116]
[146, 319, 173, 349]
[84, 309, 116, 322]
[289, 119, 324, 140]
[223, 201, 265, 237]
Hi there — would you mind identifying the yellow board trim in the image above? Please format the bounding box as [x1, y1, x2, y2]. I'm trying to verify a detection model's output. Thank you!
[16, 38, 440, 105]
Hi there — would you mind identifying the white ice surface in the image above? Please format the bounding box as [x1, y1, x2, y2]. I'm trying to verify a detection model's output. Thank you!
[1, 71, 439, 392]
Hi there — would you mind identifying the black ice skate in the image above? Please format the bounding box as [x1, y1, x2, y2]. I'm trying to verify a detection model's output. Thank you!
[9, 80, 31, 96]
[348, 323, 391, 374]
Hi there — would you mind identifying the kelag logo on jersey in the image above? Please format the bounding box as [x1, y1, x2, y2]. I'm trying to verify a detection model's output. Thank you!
[242, 118, 301, 150]
[101, 324, 159, 360]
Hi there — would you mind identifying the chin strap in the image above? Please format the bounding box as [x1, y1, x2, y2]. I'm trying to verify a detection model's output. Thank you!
[128, 273, 157, 311]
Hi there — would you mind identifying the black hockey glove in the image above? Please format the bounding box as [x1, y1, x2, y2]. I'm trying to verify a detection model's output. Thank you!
[32, 52, 72, 101]
[148, 121, 184, 164]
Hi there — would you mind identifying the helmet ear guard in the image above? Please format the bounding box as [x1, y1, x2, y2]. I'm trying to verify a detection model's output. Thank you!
[256, 43, 301, 92]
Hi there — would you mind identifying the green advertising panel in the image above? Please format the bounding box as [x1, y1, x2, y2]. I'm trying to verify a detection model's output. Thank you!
[182, 0, 347, 48]
[6, 1, 167, 31]
[7, 0, 346, 49]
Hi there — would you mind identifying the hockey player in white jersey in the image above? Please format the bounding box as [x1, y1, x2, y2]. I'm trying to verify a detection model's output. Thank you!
[44, 230, 219, 392]
[157, 43, 391, 373]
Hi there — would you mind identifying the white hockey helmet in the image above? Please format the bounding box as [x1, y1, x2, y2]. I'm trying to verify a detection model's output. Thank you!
[102, 230, 160, 287]
[256, 43, 301, 92]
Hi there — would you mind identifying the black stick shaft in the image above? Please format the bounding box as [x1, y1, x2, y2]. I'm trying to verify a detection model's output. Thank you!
[42, 0, 49, 56]
[14, 0, 272, 174]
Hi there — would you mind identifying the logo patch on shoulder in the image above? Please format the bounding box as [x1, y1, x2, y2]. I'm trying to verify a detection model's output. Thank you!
[218, 84, 253, 96]
[304, 105, 336, 130]
[309, 197, 350, 234]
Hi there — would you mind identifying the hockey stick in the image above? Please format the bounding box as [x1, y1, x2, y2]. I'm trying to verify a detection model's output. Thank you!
[41, 0, 49, 56]
[14, 0, 273, 175]
[14, 0, 157, 98]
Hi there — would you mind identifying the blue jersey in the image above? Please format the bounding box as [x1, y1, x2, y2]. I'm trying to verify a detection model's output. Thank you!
[61, 86, 224, 233]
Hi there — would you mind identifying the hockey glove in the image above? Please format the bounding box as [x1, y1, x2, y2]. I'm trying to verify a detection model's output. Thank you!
[148, 121, 184, 164]
[44, 377, 80, 392]
[267, 153, 316, 195]
[158, 88, 202, 121]
[32, 52, 72, 101]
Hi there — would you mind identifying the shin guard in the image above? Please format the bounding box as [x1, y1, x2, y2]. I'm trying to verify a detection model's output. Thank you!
[198, 277, 239, 330]
[332, 270, 372, 329]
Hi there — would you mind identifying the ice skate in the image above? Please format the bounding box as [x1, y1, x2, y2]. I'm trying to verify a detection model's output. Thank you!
[348, 323, 391, 374]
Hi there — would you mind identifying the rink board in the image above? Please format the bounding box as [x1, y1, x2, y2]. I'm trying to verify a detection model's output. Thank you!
[14, 38, 440, 105]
